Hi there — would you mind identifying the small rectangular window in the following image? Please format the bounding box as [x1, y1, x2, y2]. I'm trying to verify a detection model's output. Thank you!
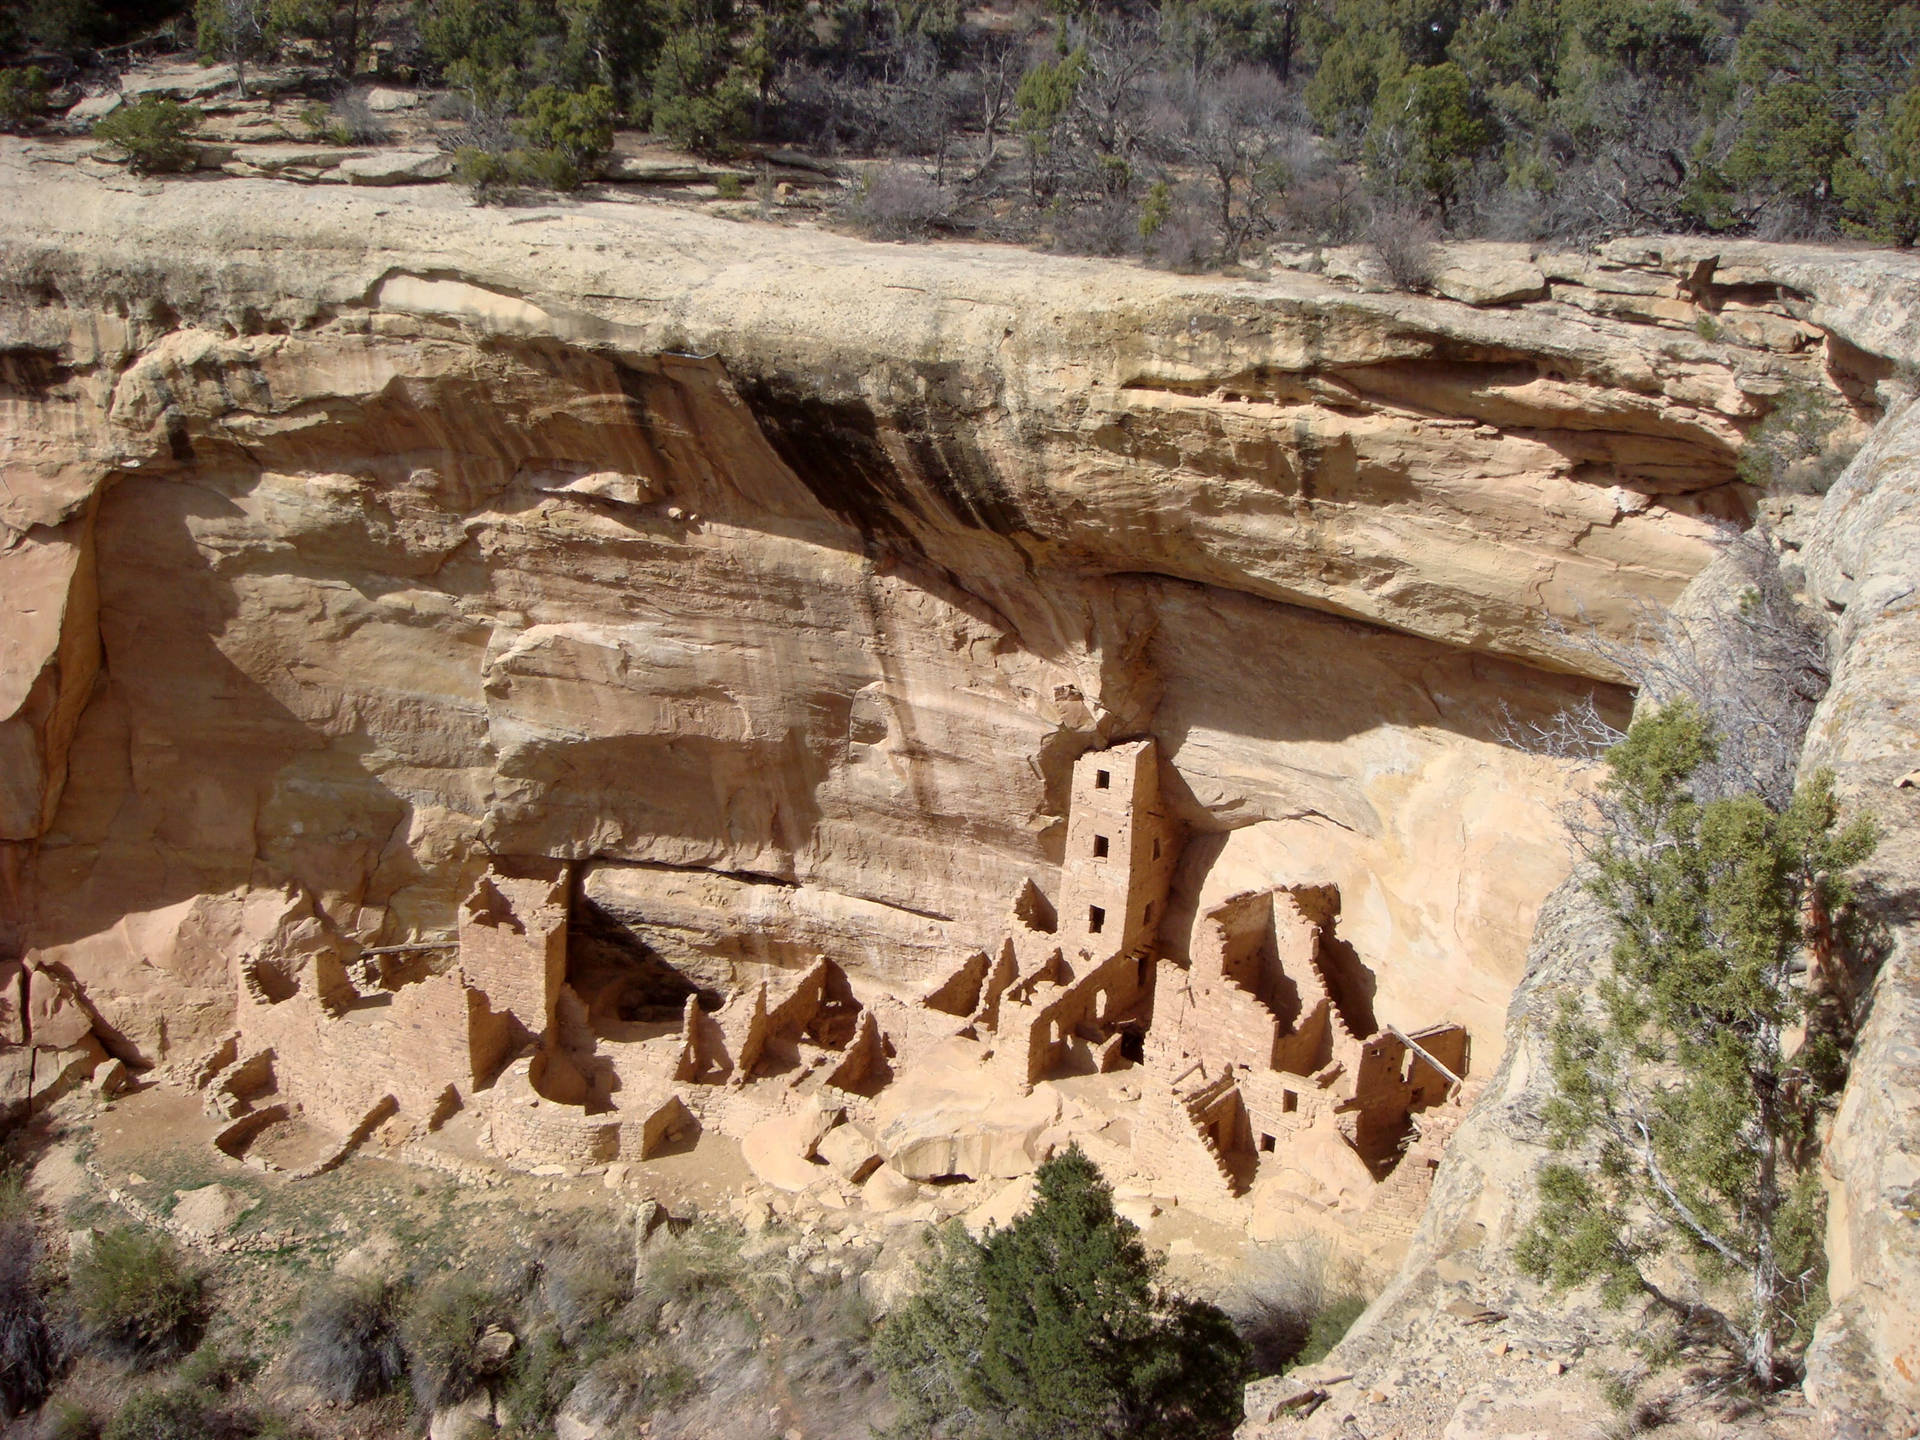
[1092, 834, 1109, 858]
[1282, 1090, 1298, 1114]
[1088, 905, 1105, 934]
[1144, 902, 1154, 924]
[1151, 837, 1161, 860]
[1095, 769, 1110, 790]
[1260, 1133, 1276, 1153]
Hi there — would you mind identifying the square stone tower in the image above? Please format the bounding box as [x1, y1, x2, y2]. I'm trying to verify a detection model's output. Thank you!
[1056, 740, 1176, 959]
[457, 857, 570, 1045]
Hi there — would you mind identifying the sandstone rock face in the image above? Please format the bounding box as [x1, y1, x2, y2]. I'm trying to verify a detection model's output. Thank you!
[4, 142, 1920, 1423]
[1799, 397, 1920, 1434]
[1324, 402, 1920, 1439]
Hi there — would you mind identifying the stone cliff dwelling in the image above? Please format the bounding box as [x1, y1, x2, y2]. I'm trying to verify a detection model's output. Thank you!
[181, 739, 1473, 1238]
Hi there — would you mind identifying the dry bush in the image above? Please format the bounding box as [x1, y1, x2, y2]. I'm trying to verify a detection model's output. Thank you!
[400, 1272, 503, 1413]
[559, 1348, 703, 1438]
[1228, 1234, 1371, 1375]
[844, 163, 952, 240]
[1276, 167, 1369, 243]
[327, 90, 388, 145]
[1365, 206, 1439, 292]
[289, 1273, 408, 1404]
[1144, 184, 1220, 271]
[532, 1215, 634, 1341]
[1526, 528, 1827, 811]
[1050, 196, 1144, 257]
[0, 1176, 60, 1418]
[66, 1229, 205, 1371]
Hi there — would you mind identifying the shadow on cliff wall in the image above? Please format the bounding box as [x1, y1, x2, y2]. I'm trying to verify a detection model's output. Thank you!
[28, 468, 422, 958]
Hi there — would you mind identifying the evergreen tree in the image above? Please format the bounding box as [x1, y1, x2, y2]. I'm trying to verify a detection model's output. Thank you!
[648, 0, 751, 153]
[1364, 59, 1490, 214]
[875, 1146, 1248, 1440]
[1519, 702, 1877, 1389]
[1722, 0, 1919, 232]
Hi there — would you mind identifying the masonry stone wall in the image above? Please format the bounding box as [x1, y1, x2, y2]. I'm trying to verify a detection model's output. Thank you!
[1056, 740, 1176, 959]
[458, 859, 569, 1043]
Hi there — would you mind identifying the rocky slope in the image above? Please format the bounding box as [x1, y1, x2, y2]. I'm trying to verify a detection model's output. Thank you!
[3, 135, 1918, 1432]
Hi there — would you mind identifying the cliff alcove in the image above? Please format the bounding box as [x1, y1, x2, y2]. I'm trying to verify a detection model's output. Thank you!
[5, 141, 1920, 1435]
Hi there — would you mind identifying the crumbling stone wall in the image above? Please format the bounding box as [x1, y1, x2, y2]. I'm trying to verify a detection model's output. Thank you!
[458, 859, 569, 1044]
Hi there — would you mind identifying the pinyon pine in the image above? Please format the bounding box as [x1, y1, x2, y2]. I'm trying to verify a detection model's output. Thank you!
[1519, 700, 1876, 1389]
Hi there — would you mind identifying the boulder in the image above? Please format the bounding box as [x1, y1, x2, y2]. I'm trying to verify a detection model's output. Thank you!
[859, 1163, 920, 1213]
[877, 1084, 1062, 1182]
[742, 1118, 828, 1192]
[26, 967, 94, 1050]
[1429, 245, 1549, 307]
[816, 1123, 883, 1183]
[794, 1094, 845, 1158]
[93, 1058, 133, 1096]
[1439, 1380, 1601, 1440]
[361, 86, 422, 113]
[474, 1325, 516, 1374]
[171, 1183, 254, 1239]
[340, 150, 453, 186]
[0, 961, 22, 1045]
[429, 1392, 496, 1440]
[963, 1174, 1034, 1233]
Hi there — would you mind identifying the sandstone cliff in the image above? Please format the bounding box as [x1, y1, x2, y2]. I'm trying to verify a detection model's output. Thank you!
[3, 136, 1918, 1432]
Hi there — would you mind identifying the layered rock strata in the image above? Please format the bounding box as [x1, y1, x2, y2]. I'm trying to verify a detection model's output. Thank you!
[3, 137, 1918, 1426]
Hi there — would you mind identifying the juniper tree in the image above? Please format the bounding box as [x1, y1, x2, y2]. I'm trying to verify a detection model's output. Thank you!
[875, 1145, 1248, 1440]
[1519, 701, 1877, 1390]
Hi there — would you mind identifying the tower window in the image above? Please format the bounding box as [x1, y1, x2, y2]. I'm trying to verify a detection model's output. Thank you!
[1151, 837, 1161, 860]
[1282, 1090, 1298, 1114]
[1092, 834, 1109, 858]
[1088, 905, 1105, 934]
[1260, 1133, 1276, 1153]
[1095, 769, 1110, 790]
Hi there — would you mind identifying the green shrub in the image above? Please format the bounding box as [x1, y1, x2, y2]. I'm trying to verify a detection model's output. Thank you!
[1, 1175, 60, 1415]
[176, 1337, 258, 1393]
[400, 1273, 501, 1412]
[68, 1228, 205, 1369]
[1737, 386, 1859, 495]
[290, 1273, 408, 1404]
[1518, 702, 1878, 1389]
[876, 1146, 1249, 1440]
[499, 1326, 577, 1431]
[1290, 1295, 1366, 1369]
[513, 82, 615, 190]
[452, 145, 518, 202]
[92, 97, 204, 176]
[0, 66, 52, 133]
[39, 1398, 97, 1440]
[100, 1384, 258, 1440]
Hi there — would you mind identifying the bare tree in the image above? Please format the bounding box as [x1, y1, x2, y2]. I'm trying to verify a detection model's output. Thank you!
[1150, 65, 1303, 262]
[1504, 525, 1828, 812]
[1065, 12, 1159, 195]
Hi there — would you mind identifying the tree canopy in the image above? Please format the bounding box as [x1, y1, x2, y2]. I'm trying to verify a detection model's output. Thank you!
[875, 1145, 1249, 1440]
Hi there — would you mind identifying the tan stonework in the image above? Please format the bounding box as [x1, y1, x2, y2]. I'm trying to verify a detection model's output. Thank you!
[188, 746, 1468, 1240]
